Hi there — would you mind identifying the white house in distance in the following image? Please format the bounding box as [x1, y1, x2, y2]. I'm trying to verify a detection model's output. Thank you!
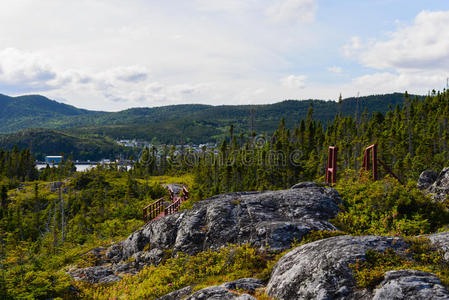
[45, 156, 63, 164]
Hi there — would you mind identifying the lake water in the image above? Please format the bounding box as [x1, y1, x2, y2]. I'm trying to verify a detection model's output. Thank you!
[36, 164, 96, 172]
[36, 164, 132, 171]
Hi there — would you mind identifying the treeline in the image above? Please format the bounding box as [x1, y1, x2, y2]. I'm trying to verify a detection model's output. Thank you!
[190, 90, 449, 198]
[0, 146, 37, 183]
[0, 128, 137, 161]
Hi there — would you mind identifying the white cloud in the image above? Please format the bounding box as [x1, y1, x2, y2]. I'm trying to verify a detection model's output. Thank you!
[343, 10, 449, 71]
[280, 75, 307, 89]
[343, 10, 449, 93]
[342, 36, 364, 58]
[266, 0, 317, 23]
[194, 0, 256, 14]
[328, 66, 342, 74]
[352, 71, 445, 94]
[0, 48, 60, 93]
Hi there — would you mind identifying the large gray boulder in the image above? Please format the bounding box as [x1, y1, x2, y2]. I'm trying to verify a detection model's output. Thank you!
[372, 270, 449, 300]
[266, 235, 409, 300]
[107, 182, 340, 266]
[71, 182, 341, 283]
[417, 170, 438, 190]
[426, 167, 449, 201]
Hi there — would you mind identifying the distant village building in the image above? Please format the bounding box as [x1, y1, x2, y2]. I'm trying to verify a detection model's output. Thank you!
[45, 156, 63, 164]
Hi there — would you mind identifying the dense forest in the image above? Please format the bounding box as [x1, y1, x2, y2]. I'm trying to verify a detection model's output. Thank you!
[1, 90, 449, 298]
[0, 93, 419, 146]
[133, 90, 449, 197]
[0, 129, 136, 161]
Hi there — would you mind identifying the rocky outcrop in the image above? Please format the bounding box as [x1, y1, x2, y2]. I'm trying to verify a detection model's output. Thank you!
[70, 266, 121, 284]
[266, 235, 409, 300]
[157, 286, 193, 300]
[428, 231, 449, 261]
[425, 167, 449, 201]
[185, 286, 256, 300]
[417, 170, 438, 190]
[372, 270, 449, 300]
[164, 183, 184, 195]
[157, 279, 264, 300]
[220, 278, 264, 293]
[106, 182, 340, 266]
[71, 182, 341, 283]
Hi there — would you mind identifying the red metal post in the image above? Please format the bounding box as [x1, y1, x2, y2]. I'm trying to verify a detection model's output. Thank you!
[325, 146, 338, 185]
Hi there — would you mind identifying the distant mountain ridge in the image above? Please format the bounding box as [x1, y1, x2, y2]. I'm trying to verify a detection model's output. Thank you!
[0, 93, 95, 117]
[0, 92, 421, 145]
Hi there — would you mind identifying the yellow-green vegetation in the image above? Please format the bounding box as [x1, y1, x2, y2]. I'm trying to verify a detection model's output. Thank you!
[350, 237, 449, 289]
[332, 174, 449, 236]
[0, 165, 171, 299]
[137, 174, 194, 188]
[76, 244, 270, 300]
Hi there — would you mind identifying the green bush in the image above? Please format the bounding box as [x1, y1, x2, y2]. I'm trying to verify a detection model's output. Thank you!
[332, 176, 449, 236]
[350, 237, 449, 289]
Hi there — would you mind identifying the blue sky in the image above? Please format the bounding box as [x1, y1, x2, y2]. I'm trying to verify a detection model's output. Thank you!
[0, 0, 448, 111]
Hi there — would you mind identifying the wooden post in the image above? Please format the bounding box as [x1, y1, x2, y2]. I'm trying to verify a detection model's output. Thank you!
[325, 146, 338, 185]
[362, 144, 378, 181]
[372, 144, 378, 181]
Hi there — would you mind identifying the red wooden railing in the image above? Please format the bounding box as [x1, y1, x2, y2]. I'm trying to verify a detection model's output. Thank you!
[362, 144, 403, 185]
[143, 186, 189, 223]
[165, 198, 181, 215]
[143, 198, 165, 223]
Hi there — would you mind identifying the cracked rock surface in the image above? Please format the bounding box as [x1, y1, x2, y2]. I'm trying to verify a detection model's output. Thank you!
[417, 170, 438, 190]
[428, 231, 449, 262]
[71, 182, 341, 283]
[156, 278, 264, 300]
[266, 235, 410, 300]
[70, 182, 340, 283]
[185, 286, 256, 300]
[425, 167, 449, 201]
[372, 270, 449, 300]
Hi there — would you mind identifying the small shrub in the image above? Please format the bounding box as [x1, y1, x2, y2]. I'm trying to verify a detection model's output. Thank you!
[350, 237, 449, 290]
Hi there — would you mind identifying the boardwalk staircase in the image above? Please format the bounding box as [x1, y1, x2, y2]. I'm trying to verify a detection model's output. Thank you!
[143, 185, 189, 223]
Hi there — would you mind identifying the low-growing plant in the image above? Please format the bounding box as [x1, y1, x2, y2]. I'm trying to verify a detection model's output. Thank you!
[76, 244, 269, 299]
[350, 237, 449, 290]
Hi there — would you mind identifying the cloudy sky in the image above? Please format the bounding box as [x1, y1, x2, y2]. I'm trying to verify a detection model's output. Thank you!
[0, 0, 449, 111]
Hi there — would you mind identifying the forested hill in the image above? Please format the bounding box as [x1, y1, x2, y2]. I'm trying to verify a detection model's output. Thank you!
[0, 128, 134, 161]
[0, 94, 100, 133]
[0, 92, 418, 144]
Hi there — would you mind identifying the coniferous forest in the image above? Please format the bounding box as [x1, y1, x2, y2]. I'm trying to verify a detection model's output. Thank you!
[2, 91, 449, 298]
